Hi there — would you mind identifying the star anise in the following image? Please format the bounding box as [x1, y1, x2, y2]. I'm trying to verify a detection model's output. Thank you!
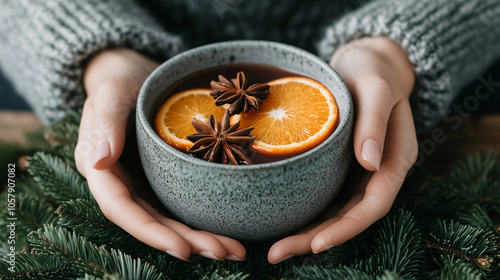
[187, 109, 256, 164]
[210, 71, 270, 115]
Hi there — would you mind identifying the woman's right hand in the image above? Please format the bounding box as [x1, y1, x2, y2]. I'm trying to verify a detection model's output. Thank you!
[268, 37, 418, 264]
[74, 49, 246, 262]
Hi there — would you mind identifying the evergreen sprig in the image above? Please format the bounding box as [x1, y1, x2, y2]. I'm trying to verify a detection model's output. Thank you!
[27, 224, 165, 279]
[294, 209, 423, 279]
[27, 152, 95, 204]
[429, 255, 483, 280]
[45, 109, 82, 144]
[0, 251, 78, 280]
[360, 209, 424, 278]
[56, 199, 156, 256]
[0, 192, 58, 252]
[426, 220, 498, 272]
[1, 111, 500, 279]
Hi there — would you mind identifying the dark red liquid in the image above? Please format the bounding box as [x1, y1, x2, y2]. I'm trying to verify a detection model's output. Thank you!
[152, 64, 336, 164]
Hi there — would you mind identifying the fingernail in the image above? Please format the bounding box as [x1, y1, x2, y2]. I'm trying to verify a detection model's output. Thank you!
[317, 244, 335, 254]
[200, 251, 222, 261]
[93, 139, 111, 167]
[361, 139, 381, 170]
[312, 239, 335, 254]
[273, 254, 294, 264]
[165, 250, 188, 261]
[225, 255, 245, 261]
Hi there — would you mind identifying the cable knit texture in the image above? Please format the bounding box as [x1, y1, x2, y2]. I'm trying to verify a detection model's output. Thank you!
[1, 0, 500, 129]
[317, 0, 500, 131]
[0, 0, 184, 124]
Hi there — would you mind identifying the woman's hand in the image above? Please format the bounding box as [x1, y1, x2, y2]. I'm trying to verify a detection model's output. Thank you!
[268, 37, 418, 264]
[74, 49, 246, 262]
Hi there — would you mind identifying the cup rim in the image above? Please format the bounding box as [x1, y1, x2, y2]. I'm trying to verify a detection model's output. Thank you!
[137, 40, 352, 170]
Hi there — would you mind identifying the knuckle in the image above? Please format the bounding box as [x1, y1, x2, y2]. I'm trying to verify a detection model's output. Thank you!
[370, 77, 394, 98]
[96, 80, 134, 120]
[356, 75, 394, 99]
[83, 98, 95, 109]
[99, 202, 117, 223]
[409, 139, 419, 165]
[97, 78, 129, 96]
[93, 113, 116, 135]
[379, 203, 391, 217]
[74, 139, 92, 161]
[366, 191, 392, 216]
[368, 111, 388, 129]
[364, 112, 388, 140]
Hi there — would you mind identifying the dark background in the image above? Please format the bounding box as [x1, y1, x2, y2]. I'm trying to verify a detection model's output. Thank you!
[0, 69, 30, 110]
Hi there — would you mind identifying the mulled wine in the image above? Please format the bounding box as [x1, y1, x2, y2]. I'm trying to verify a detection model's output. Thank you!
[153, 63, 338, 164]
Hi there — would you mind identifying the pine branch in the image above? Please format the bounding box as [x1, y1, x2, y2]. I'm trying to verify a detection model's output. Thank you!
[400, 152, 500, 227]
[0, 142, 35, 186]
[27, 224, 165, 279]
[369, 209, 425, 277]
[0, 251, 78, 279]
[426, 220, 498, 272]
[320, 229, 372, 268]
[10, 175, 46, 199]
[375, 270, 405, 280]
[349, 209, 424, 279]
[0, 192, 58, 251]
[56, 199, 156, 256]
[51, 143, 78, 170]
[459, 204, 496, 231]
[27, 152, 95, 203]
[28, 224, 109, 277]
[398, 179, 459, 224]
[45, 110, 82, 144]
[449, 150, 500, 185]
[427, 255, 483, 280]
[143, 253, 197, 280]
[12, 192, 58, 233]
[199, 270, 250, 280]
[2, 110, 499, 279]
[294, 210, 424, 279]
[110, 250, 164, 280]
[190, 252, 270, 280]
[293, 266, 375, 280]
[75, 275, 107, 280]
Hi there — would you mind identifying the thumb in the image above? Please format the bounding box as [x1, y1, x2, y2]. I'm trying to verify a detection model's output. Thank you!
[352, 76, 395, 171]
[91, 79, 139, 170]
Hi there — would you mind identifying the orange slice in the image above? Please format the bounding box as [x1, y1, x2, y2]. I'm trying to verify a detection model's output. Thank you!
[238, 77, 338, 155]
[155, 89, 226, 151]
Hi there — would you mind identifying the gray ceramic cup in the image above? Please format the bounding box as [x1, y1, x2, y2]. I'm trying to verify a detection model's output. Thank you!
[136, 40, 353, 241]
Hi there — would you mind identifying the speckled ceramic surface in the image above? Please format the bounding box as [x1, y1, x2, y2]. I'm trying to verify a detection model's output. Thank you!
[136, 41, 354, 241]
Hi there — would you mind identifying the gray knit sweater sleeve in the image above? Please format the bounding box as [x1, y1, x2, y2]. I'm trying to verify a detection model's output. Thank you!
[0, 0, 184, 124]
[317, 0, 500, 131]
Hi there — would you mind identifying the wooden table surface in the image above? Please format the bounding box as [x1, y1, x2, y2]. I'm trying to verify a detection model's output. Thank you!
[1, 110, 500, 173]
[0, 110, 42, 145]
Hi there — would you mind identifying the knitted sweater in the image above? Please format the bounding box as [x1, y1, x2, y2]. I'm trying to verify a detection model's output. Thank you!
[0, 0, 499, 132]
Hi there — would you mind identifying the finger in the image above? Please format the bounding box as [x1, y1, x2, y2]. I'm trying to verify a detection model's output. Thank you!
[133, 197, 228, 261]
[75, 100, 96, 177]
[311, 169, 373, 225]
[267, 169, 372, 264]
[267, 191, 364, 264]
[91, 79, 139, 170]
[268, 233, 315, 264]
[311, 100, 417, 253]
[201, 232, 246, 261]
[351, 75, 395, 171]
[110, 163, 138, 196]
[85, 167, 191, 260]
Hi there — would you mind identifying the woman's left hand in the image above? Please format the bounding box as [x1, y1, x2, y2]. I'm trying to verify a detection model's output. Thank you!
[267, 37, 418, 264]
